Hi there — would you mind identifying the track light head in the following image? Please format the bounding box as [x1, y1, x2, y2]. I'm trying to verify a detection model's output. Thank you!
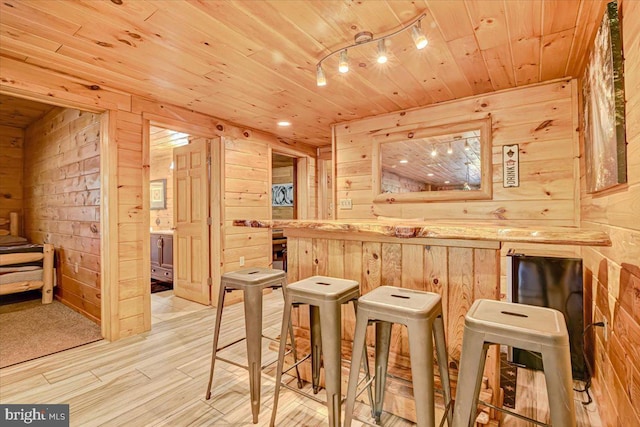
[338, 50, 349, 73]
[377, 39, 388, 64]
[411, 23, 428, 49]
[316, 64, 327, 86]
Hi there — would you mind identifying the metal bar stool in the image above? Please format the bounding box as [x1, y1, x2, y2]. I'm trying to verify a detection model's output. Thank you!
[205, 267, 301, 424]
[451, 299, 576, 427]
[270, 275, 373, 427]
[344, 286, 452, 427]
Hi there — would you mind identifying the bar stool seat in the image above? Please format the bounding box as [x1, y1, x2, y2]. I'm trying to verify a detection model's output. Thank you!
[451, 299, 576, 427]
[344, 286, 452, 427]
[270, 275, 373, 427]
[205, 267, 301, 424]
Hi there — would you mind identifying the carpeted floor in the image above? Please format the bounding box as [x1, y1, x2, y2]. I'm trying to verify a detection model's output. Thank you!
[0, 296, 103, 369]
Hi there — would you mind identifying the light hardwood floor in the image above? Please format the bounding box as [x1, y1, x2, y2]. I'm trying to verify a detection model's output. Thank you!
[0, 290, 601, 426]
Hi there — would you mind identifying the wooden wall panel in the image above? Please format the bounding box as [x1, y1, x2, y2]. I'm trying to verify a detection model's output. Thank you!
[0, 125, 24, 223]
[582, 1, 640, 425]
[222, 137, 318, 273]
[222, 136, 270, 271]
[24, 107, 101, 322]
[334, 78, 579, 226]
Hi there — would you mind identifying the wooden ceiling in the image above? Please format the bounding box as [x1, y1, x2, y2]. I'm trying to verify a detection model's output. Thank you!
[0, 0, 607, 146]
[0, 94, 55, 128]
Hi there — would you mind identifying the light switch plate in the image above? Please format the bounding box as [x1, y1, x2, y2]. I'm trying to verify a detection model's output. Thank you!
[339, 199, 352, 209]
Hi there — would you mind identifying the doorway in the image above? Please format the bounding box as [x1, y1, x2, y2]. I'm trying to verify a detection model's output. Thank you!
[148, 125, 214, 323]
[0, 94, 105, 365]
[271, 153, 298, 271]
[148, 123, 220, 325]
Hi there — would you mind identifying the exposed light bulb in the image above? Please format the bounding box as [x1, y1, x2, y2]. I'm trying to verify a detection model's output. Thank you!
[339, 50, 349, 73]
[411, 23, 428, 49]
[431, 146, 437, 157]
[447, 143, 453, 154]
[464, 140, 471, 151]
[377, 39, 388, 64]
[316, 64, 327, 86]
[399, 159, 408, 164]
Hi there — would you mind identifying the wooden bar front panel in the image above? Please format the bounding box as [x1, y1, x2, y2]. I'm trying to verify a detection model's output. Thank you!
[285, 232, 501, 422]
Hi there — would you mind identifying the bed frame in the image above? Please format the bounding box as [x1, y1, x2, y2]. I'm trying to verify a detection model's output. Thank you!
[0, 212, 55, 304]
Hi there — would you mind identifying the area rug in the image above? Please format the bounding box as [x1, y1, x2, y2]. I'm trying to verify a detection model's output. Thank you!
[0, 298, 103, 369]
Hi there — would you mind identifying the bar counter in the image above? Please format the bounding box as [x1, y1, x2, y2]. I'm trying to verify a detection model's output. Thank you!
[234, 219, 610, 423]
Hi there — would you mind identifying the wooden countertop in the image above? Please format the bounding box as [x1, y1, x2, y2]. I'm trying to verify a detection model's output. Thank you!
[233, 219, 611, 246]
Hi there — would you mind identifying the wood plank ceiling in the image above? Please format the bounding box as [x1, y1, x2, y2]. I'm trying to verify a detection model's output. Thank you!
[0, 0, 608, 147]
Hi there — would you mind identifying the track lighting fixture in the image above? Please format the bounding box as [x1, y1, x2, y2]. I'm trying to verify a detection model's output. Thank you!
[315, 12, 427, 87]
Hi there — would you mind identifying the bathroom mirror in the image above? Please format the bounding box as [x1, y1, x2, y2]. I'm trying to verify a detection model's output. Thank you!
[372, 118, 492, 203]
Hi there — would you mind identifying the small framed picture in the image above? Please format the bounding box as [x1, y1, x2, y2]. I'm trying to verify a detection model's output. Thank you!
[150, 179, 167, 210]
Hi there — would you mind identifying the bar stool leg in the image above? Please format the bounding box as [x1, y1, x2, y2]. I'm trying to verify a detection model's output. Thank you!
[206, 283, 228, 400]
[374, 320, 392, 423]
[286, 312, 304, 389]
[243, 286, 264, 424]
[269, 294, 293, 427]
[343, 308, 370, 427]
[310, 305, 322, 394]
[433, 314, 452, 426]
[318, 301, 343, 427]
[352, 300, 375, 418]
[408, 320, 435, 427]
[451, 329, 489, 427]
[542, 345, 577, 427]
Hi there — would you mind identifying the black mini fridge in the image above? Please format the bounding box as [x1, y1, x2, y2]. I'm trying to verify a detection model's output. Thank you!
[507, 252, 586, 380]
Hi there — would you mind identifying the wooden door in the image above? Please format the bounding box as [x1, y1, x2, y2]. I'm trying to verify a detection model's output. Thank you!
[173, 137, 210, 305]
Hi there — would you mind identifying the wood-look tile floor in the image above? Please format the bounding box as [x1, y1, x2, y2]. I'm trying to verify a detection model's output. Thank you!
[0, 290, 602, 426]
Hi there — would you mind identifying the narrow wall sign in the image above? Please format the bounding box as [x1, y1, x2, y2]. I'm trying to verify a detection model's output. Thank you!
[503, 144, 520, 187]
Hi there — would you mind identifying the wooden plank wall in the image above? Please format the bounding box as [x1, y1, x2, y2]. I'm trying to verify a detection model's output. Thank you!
[223, 137, 317, 273]
[23, 107, 102, 322]
[0, 125, 24, 222]
[113, 109, 147, 337]
[223, 136, 272, 271]
[582, 1, 640, 425]
[334, 79, 583, 297]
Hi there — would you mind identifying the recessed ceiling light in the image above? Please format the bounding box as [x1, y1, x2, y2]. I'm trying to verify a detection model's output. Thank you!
[399, 159, 408, 164]
[427, 173, 434, 177]
[277, 121, 291, 127]
[444, 180, 450, 184]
